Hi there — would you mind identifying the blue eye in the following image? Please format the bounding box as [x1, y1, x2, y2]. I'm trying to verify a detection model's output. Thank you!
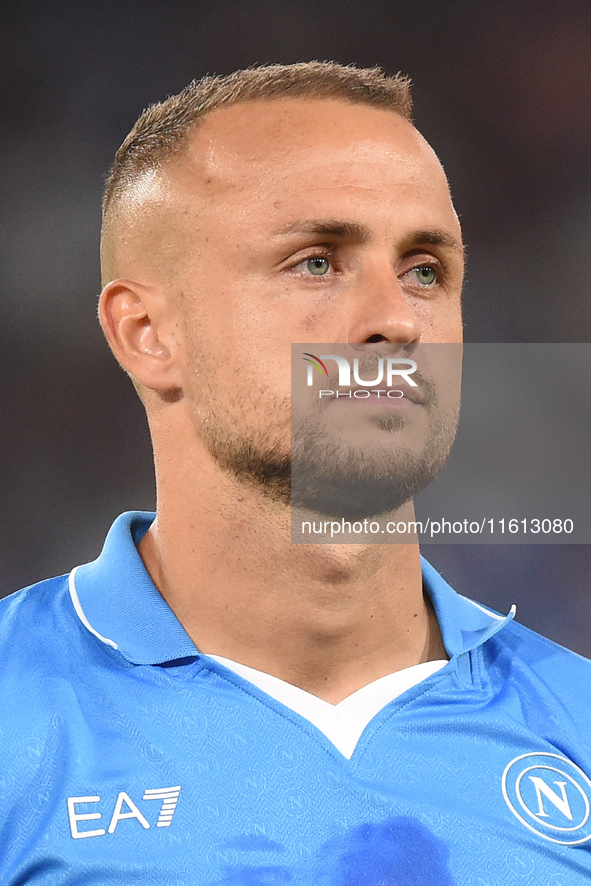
[306, 257, 330, 276]
[412, 266, 437, 285]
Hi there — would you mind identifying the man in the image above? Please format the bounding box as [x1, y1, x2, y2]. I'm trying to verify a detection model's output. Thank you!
[1, 62, 590, 884]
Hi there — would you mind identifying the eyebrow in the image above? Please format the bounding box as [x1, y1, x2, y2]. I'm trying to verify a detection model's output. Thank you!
[272, 220, 371, 240]
[272, 219, 464, 257]
[400, 228, 466, 261]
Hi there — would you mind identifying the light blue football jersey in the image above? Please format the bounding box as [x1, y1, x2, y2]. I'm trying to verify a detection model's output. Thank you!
[2, 511, 591, 884]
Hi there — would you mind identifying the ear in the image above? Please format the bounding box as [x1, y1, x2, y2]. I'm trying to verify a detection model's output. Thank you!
[98, 279, 183, 394]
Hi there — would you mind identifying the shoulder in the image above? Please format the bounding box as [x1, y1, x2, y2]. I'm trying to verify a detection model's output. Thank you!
[0, 574, 84, 713]
[0, 572, 100, 736]
[482, 613, 591, 732]
[0, 576, 82, 813]
[487, 612, 591, 681]
[422, 558, 591, 716]
[0, 573, 73, 653]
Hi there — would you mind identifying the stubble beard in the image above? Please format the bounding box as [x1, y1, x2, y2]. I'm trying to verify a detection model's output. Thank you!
[197, 389, 459, 521]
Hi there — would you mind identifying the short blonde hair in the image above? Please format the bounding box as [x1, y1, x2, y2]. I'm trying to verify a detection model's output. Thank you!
[103, 61, 412, 219]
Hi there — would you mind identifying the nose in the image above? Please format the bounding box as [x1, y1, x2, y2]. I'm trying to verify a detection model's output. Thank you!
[347, 260, 421, 345]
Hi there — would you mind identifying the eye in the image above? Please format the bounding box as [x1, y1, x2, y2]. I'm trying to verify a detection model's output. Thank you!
[305, 256, 331, 276]
[409, 265, 438, 286]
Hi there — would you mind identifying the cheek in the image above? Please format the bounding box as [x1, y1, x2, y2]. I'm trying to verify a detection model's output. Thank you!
[444, 307, 464, 344]
[227, 297, 298, 386]
[419, 299, 463, 344]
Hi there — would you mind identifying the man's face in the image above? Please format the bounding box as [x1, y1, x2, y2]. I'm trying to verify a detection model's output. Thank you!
[159, 98, 464, 516]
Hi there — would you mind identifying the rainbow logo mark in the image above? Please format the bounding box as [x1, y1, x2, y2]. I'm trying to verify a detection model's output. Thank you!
[302, 353, 329, 380]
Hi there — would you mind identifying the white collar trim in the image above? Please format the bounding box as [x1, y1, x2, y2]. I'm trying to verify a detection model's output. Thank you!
[208, 655, 447, 759]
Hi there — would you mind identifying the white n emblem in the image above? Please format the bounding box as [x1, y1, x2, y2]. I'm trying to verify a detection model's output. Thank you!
[502, 752, 591, 845]
[529, 777, 573, 820]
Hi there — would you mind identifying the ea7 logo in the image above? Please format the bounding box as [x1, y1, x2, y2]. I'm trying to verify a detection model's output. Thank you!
[67, 786, 181, 839]
[502, 753, 591, 845]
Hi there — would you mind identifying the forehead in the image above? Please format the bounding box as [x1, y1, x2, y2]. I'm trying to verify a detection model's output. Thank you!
[166, 98, 458, 231]
[194, 98, 423, 167]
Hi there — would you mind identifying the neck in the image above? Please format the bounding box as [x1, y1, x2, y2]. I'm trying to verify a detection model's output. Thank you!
[139, 418, 446, 704]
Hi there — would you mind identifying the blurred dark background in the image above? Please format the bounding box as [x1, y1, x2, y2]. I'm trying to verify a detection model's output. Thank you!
[1, 0, 590, 655]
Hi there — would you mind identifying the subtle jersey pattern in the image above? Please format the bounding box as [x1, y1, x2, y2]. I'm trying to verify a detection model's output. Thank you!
[1, 512, 591, 884]
[208, 654, 448, 758]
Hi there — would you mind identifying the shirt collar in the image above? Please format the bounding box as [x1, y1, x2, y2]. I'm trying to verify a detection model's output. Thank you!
[71, 511, 197, 664]
[70, 511, 515, 666]
[420, 557, 516, 657]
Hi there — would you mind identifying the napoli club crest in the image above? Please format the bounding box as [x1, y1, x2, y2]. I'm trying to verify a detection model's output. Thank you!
[502, 752, 591, 845]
